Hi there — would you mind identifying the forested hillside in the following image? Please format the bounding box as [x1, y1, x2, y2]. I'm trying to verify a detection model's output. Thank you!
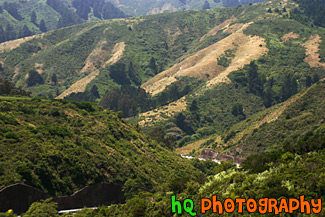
[0, 95, 202, 197]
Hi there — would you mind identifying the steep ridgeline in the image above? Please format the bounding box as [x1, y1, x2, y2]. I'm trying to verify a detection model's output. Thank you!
[0, 96, 202, 198]
[0, 0, 125, 43]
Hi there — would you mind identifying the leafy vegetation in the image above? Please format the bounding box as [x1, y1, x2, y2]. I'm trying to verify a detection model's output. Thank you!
[0, 0, 125, 43]
[0, 96, 202, 196]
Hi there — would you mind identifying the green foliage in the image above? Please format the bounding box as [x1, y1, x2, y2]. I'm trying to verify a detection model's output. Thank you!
[24, 199, 59, 217]
[291, 0, 325, 27]
[223, 82, 325, 157]
[0, 97, 202, 195]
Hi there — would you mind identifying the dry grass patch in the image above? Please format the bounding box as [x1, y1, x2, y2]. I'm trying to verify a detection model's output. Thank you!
[301, 34, 325, 68]
[281, 32, 300, 43]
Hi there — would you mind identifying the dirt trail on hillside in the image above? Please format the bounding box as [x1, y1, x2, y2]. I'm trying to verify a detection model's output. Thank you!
[56, 42, 125, 99]
[302, 34, 325, 68]
[142, 22, 268, 95]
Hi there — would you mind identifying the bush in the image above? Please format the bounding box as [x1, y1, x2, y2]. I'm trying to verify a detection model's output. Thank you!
[24, 199, 59, 217]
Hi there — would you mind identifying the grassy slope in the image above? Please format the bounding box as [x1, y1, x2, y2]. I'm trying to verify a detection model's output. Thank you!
[0, 97, 201, 196]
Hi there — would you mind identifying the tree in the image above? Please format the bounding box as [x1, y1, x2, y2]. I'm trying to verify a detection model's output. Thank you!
[24, 199, 59, 217]
[231, 103, 246, 120]
[247, 61, 264, 96]
[203, 1, 211, 9]
[189, 99, 198, 111]
[27, 70, 44, 87]
[31, 11, 37, 25]
[90, 85, 100, 99]
[149, 57, 158, 75]
[128, 61, 141, 85]
[40, 19, 47, 32]
[51, 73, 57, 85]
[19, 25, 32, 38]
[267, 8, 272, 13]
[109, 63, 130, 85]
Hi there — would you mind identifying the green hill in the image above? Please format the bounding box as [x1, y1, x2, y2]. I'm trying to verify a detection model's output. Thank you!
[0, 96, 202, 196]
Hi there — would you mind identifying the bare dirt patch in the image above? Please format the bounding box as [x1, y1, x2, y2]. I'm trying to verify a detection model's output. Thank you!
[56, 42, 126, 99]
[142, 22, 268, 95]
[200, 16, 237, 42]
[301, 34, 325, 68]
[281, 32, 300, 43]
[138, 97, 187, 127]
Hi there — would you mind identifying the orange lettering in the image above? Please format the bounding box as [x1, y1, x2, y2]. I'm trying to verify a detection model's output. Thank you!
[278, 198, 289, 213]
[311, 199, 322, 214]
[212, 196, 223, 214]
[268, 198, 279, 214]
[258, 198, 268, 214]
[300, 195, 311, 214]
[247, 199, 257, 213]
[224, 199, 235, 213]
[289, 198, 300, 213]
[236, 198, 245, 213]
[201, 198, 211, 214]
